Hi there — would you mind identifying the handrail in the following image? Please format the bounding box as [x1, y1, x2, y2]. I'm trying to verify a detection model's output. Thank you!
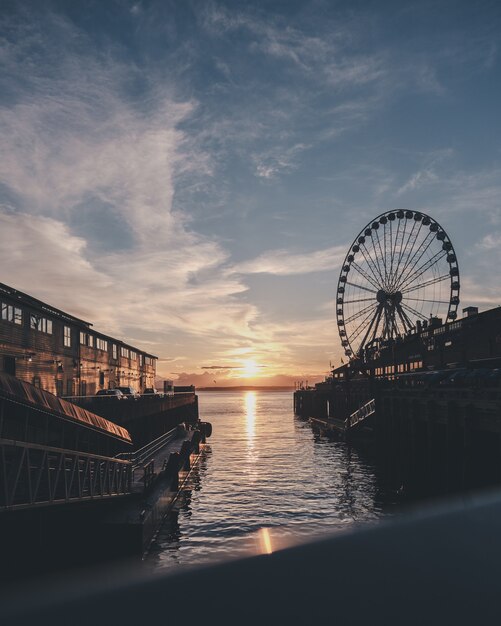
[348, 398, 376, 429]
[0, 439, 132, 510]
[116, 427, 179, 468]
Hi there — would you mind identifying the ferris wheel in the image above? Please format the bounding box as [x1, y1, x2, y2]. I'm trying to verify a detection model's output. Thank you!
[336, 210, 460, 360]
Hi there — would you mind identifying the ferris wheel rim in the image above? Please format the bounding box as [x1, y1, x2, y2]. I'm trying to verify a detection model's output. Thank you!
[336, 210, 460, 360]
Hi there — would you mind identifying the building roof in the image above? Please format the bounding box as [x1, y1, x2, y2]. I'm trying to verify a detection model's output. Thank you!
[0, 372, 132, 443]
[0, 282, 91, 328]
[0, 281, 157, 360]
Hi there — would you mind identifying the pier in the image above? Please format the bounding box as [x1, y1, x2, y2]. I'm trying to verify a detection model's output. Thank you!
[0, 368, 211, 577]
[295, 210, 501, 493]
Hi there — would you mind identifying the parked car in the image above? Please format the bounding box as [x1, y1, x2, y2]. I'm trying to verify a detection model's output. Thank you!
[96, 389, 126, 400]
[143, 387, 160, 395]
[116, 386, 140, 399]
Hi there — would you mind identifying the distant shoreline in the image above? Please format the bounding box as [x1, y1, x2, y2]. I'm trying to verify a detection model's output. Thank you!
[198, 386, 294, 391]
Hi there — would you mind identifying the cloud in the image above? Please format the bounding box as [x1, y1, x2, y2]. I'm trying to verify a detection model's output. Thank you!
[477, 233, 501, 250]
[0, 11, 258, 357]
[396, 149, 453, 196]
[231, 245, 346, 276]
[253, 143, 310, 179]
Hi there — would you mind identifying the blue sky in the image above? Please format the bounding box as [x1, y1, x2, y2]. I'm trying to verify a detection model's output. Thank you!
[0, 0, 500, 385]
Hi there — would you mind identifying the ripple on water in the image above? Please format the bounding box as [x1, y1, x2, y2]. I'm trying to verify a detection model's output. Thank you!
[145, 391, 396, 572]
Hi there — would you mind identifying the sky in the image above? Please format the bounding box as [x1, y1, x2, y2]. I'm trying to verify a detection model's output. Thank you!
[0, 0, 500, 387]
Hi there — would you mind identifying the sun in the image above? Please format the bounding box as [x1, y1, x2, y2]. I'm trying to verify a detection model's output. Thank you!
[242, 359, 259, 378]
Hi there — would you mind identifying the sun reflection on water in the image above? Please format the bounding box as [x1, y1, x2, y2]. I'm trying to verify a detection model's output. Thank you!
[244, 391, 256, 440]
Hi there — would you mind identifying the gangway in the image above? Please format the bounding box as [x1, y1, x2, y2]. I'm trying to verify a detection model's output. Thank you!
[309, 398, 376, 437]
[116, 425, 201, 493]
[347, 398, 376, 429]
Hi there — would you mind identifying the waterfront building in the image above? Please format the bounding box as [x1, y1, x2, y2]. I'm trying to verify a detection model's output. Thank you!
[340, 304, 501, 381]
[0, 282, 156, 396]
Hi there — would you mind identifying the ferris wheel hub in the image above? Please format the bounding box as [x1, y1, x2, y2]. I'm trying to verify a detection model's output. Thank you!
[376, 290, 402, 306]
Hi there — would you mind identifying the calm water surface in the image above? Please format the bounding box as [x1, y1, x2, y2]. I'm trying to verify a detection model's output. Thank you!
[146, 390, 397, 572]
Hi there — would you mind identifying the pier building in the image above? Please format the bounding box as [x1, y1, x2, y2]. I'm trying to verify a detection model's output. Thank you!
[295, 210, 501, 494]
[0, 282, 157, 397]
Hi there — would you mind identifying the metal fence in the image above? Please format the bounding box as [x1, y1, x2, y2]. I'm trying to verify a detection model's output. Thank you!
[0, 439, 132, 510]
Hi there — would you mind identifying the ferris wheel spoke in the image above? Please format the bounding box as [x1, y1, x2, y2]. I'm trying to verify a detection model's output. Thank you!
[391, 218, 420, 291]
[396, 230, 437, 290]
[390, 216, 410, 288]
[384, 220, 393, 287]
[387, 219, 394, 283]
[404, 297, 451, 304]
[383, 221, 388, 283]
[397, 231, 436, 290]
[373, 227, 388, 283]
[343, 297, 377, 304]
[344, 281, 378, 294]
[349, 306, 381, 345]
[401, 301, 426, 320]
[360, 243, 385, 286]
[402, 273, 450, 295]
[345, 302, 378, 324]
[389, 219, 403, 285]
[358, 304, 383, 352]
[388, 217, 400, 285]
[350, 261, 382, 291]
[369, 234, 386, 284]
[392, 220, 423, 290]
[399, 249, 447, 292]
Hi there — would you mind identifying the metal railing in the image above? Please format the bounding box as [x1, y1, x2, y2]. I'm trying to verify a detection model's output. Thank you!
[0, 439, 132, 510]
[116, 427, 179, 470]
[347, 398, 376, 429]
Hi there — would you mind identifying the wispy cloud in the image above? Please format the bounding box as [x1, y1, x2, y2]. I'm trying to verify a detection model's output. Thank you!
[0, 11, 259, 373]
[231, 246, 346, 276]
[396, 149, 453, 196]
[253, 143, 309, 179]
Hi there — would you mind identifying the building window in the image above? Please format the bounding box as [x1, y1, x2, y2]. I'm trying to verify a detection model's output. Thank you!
[112, 344, 117, 360]
[1, 303, 22, 325]
[80, 332, 86, 345]
[120, 347, 129, 359]
[145, 356, 153, 366]
[33, 376, 41, 388]
[88, 335, 94, 348]
[64, 326, 71, 347]
[96, 338, 108, 351]
[30, 315, 53, 334]
[139, 354, 143, 366]
[130, 350, 137, 361]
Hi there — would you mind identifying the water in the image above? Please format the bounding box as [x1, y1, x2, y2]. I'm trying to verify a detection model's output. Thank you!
[146, 390, 397, 572]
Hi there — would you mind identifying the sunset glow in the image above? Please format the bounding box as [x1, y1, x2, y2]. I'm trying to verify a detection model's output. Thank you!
[242, 359, 259, 378]
[0, 2, 498, 389]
